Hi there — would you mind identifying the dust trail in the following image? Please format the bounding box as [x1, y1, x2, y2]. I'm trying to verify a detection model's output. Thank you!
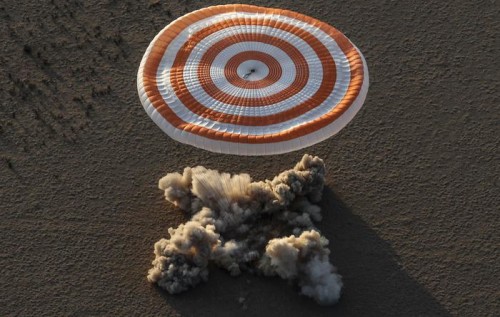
[148, 154, 342, 305]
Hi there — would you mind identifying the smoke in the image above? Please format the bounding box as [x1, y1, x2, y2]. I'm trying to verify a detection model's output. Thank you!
[148, 154, 342, 305]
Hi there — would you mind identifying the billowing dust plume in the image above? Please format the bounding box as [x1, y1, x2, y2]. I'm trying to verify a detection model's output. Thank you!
[148, 154, 342, 305]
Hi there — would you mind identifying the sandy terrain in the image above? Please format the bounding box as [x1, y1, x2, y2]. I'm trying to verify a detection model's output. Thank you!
[1, 0, 498, 316]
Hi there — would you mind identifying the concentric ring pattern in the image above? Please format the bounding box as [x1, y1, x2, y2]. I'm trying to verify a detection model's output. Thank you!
[137, 4, 369, 155]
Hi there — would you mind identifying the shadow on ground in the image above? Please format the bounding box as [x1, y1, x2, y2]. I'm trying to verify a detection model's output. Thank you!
[156, 187, 451, 317]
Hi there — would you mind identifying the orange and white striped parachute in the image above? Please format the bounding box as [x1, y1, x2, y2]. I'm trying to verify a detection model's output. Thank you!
[137, 4, 369, 155]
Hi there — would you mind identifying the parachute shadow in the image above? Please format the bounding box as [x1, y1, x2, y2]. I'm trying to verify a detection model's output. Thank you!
[318, 187, 451, 316]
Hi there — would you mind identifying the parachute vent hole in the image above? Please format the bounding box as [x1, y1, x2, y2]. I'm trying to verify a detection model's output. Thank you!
[243, 69, 256, 80]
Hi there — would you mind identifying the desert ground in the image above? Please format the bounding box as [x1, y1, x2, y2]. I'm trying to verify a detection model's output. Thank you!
[1, 0, 498, 316]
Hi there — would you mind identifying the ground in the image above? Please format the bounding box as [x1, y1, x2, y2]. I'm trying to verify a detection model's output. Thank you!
[0, 0, 498, 316]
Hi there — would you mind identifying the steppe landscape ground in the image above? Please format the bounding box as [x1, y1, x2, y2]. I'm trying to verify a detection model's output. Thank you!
[1, 0, 498, 316]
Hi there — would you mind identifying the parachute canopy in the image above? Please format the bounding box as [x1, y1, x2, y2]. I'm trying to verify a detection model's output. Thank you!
[137, 4, 369, 155]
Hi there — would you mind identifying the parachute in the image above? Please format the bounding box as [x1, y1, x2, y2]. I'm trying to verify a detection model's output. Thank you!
[137, 4, 369, 155]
